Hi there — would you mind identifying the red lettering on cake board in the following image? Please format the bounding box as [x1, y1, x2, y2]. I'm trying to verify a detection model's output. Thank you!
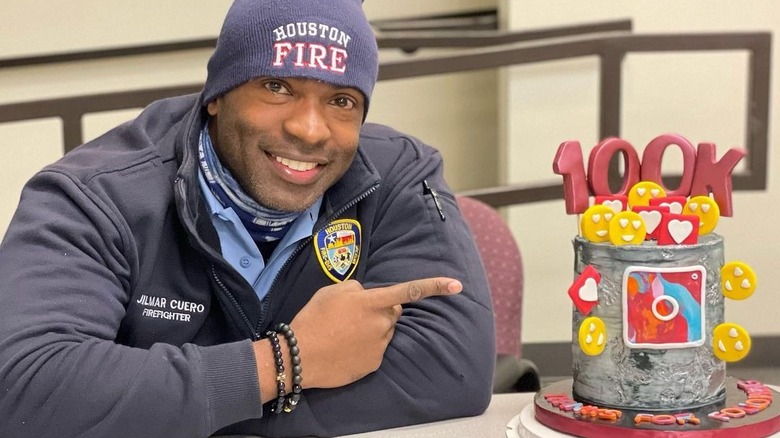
[546, 380, 773, 428]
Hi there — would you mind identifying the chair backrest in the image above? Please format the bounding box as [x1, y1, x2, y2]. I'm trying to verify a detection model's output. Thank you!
[456, 195, 524, 358]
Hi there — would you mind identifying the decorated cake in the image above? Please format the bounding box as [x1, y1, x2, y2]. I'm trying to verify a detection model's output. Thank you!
[528, 134, 779, 437]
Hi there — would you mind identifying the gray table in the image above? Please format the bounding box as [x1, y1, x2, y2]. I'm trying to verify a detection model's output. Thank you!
[339, 384, 780, 438]
[339, 392, 531, 438]
[225, 385, 780, 437]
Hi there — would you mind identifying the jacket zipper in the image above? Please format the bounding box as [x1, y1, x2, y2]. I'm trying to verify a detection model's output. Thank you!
[255, 184, 379, 331]
[211, 264, 261, 340]
[176, 177, 264, 340]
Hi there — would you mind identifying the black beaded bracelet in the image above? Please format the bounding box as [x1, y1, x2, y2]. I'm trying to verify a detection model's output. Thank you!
[274, 322, 303, 413]
[265, 330, 287, 414]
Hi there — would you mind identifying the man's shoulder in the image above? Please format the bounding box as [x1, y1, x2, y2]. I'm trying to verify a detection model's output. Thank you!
[359, 122, 421, 145]
[358, 123, 437, 163]
[46, 94, 199, 183]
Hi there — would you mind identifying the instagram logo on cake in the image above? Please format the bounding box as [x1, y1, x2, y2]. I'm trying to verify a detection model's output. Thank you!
[623, 266, 706, 348]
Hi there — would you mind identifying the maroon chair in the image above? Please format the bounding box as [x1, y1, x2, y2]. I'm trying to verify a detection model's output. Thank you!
[456, 195, 539, 392]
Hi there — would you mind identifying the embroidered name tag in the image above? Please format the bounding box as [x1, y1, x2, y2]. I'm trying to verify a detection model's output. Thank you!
[315, 219, 361, 283]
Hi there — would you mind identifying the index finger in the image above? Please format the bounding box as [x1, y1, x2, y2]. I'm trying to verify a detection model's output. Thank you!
[370, 277, 463, 308]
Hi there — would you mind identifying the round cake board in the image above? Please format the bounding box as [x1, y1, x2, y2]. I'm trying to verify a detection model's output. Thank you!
[531, 378, 780, 438]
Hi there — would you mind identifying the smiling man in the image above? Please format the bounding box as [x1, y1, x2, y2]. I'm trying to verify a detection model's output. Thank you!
[0, 1, 495, 437]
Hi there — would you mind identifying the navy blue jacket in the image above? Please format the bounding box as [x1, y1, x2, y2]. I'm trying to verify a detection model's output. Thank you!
[0, 93, 495, 437]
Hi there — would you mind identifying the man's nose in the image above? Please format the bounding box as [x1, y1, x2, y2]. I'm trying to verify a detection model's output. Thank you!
[283, 99, 331, 145]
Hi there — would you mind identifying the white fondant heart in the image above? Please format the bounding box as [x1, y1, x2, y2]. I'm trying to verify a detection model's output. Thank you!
[724, 280, 733, 291]
[701, 203, 711, 213]
[585, 334, 593, 344]
[637, 187, 647, 197]
[619, 218, 629, 228]
[735, 341, 744, 351]
[592, 214, 601, 223]
[604, 213, 613, 221]
[603, 200, 622, 213]
[688, 202, 699, 212]
[632, 220, 642, 230]
[668, 219, 694, 244]
[638, 211, 662, 233]
[589, 323, 596, 332]
[734, 267, 744, 277]
[741, 279, 751, 289]
[650, 189, 660, 198]
[662, 202, 683, 214]
[729, 328, 739, 338]
[578, 278, 598, 302]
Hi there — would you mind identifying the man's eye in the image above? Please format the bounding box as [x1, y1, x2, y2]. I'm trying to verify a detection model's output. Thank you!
[333, 97, 355, 109]
[265, 81, 290, 94]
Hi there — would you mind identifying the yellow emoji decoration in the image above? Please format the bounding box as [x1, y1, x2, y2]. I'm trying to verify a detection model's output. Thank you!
[578, 316, 607, 356]
[682, 195, 720, 235]
[721, 261, 757, 300]
[627, 181, 666, 208]
[712, 322, 751, 362]
[580, 205, 614, 243]
[608, 211, 647, 245]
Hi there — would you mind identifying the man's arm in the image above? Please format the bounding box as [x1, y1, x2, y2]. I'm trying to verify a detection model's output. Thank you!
[253, 277, 463, 404]
[253, 134, 496, 437]
[0, 170, 263, 437]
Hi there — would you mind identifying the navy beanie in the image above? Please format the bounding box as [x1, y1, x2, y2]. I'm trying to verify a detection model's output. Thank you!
[201, 0, 379, 113]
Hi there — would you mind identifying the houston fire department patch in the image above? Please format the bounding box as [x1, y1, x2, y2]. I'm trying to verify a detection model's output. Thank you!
[315, 219, 361, 283]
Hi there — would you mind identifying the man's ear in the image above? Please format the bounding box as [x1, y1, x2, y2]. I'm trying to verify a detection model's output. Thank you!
[207, 100, 219, 116]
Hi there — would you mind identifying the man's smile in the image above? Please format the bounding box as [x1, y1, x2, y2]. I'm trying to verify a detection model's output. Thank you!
[274, 154, 319, 172]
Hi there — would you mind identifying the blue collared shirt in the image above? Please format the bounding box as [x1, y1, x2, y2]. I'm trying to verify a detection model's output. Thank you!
[197, 170, 321, 301]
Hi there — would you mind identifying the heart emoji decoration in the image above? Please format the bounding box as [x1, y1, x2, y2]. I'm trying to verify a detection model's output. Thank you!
[627, 181, 666, 208]
[721, 261, 757, 300]
[657, 214, 700, 245]
[631, 205, 670, 240]
[683, 195, 721, 235]
[568, 265, 601, 315]
[594, 195, 627, 214]
[608, 210, 647, 246]
[580, 204, 615, 243]
[650, 196, 687, 215]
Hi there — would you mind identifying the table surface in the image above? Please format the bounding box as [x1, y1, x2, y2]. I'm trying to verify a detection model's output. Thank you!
[339, 384, 780, 438]
[223, 384, 780, 438]
[338, 392, 532, 438]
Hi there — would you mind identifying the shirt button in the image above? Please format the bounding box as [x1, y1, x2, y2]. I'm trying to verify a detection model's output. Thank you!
[240, 257, 251, 268]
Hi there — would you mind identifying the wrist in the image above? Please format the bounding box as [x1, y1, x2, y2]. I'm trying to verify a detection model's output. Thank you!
[253, 339, 290, 405]
[253, 323, 304, 413]
[273, 323, 303, 412]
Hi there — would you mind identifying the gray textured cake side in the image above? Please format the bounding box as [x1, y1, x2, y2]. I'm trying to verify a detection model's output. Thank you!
[571, 234, 726, 410]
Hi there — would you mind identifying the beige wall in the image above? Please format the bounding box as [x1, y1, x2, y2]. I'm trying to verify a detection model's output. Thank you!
[0, 0, 499, 238]
[500, 1, 779, 344]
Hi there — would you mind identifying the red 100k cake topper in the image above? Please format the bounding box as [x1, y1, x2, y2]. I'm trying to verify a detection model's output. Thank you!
[553, 133, 745, 217]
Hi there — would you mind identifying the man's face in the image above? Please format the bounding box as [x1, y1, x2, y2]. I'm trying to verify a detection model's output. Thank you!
[207, 77, 364, 212]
